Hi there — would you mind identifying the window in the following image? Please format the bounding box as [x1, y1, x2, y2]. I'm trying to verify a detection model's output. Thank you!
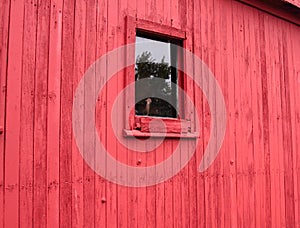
[124, 16, 197, 138]
[135, 32, 182, 118]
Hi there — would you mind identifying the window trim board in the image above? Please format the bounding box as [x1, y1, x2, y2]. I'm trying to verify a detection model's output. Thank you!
[125, 15, 196, 138]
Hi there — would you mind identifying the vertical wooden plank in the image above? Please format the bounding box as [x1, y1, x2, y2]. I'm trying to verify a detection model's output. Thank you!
[260, 12, 272, 227]
[241, 6, 255, 228]
[251, 10, 267, 228]
[273, 18, 286, 228]
[189, 5, 200, 224]
[171, 0, 187, 227]
[254, 11, 266, 228]
[126, 1, 138, 228]
[248, 7, 265, 228]
[204, 1, 215, 227]
[60, 0, 75, 226]
[172, 154, 182, 228]
[232, 2, 246, 227]
[126, 2, 137, 228]
[226, 1, 238, 227]
[155, 145, 165, 228]
[180, 141, 190, 228]
[169, 0, 193, 218]
[116, 0, 128, 226]
[127, 138, 138, 228]
[187, 140, 198, 227]
[193, 0, 206, 226]
[247, 8, 256, 228]
[19, 0, 37, 227]
[182, 0, 192, 226]
[198, 0, 211, 227]
[281, 21, 296, 228]
[0, 0, 10, 227]
[136, 149, 146, 228]
[83, 0, 97, 227]
[217, 0, 237, 227]
[33, 0, 51, 227]
[188, 0, 196, 226]
[284, 22, 299, 228]
[124, 15, 135, 130]
[206, 0, 218, 227]
[164, 140, 174, 228]
[146, 144, 156, 228]
[72, 0, 86, 227]
[266, 14, 283, 228]
[47, 0, 63, 227]
[4, 0, 24, 226]
[293, 25, 300, 228]
[127, 147, 137, 228]
[211, 0, 225, 227]
[106, 0, 118, 226]
[199, 0, 212, 227]
[262, 14, 272, 228]
[289, 23, 300, 228]
[265, 12, 276, 228]
[94, 0, 107, 226]
[191, 0, 202, 227]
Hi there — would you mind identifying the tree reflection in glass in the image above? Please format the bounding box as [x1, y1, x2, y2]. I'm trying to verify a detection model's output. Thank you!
[135, 35, 179, 118]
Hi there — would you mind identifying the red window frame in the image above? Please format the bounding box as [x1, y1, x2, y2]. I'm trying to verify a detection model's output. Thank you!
[123, 16, 198, 138]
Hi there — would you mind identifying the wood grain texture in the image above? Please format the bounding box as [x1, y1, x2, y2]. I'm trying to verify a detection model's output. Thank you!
[4, 0, 24, 226]
[0, 0, 10, 227]
[47, 0, 63, 227]
[60, 0, 75, 226]
[0, 0, 299, 227]
[33, 1, 51, 226]
[19, 1, 37, 227]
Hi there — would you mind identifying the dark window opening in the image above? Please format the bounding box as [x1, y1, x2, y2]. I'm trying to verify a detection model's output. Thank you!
[135, 31, 183, 118]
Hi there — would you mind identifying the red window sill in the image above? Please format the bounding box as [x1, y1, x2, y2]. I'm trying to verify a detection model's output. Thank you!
[132, 116, 191, 132]
[123, 129, 199, 139]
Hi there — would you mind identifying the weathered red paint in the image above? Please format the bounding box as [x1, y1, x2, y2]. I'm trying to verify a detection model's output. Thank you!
[0, 0, 299, 227]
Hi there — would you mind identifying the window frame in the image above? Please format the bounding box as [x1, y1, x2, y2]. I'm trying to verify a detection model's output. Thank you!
[124, 16, 198, 138]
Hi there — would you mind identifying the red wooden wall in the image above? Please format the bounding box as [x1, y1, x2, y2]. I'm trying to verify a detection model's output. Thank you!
[0, 0, 300, 227]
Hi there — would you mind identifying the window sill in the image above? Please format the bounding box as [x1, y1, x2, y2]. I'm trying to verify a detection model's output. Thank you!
[133, 116, 191, 133]
[123, 129, 199, 139]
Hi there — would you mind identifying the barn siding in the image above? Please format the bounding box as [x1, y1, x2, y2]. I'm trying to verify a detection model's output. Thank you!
[0, 0, 10, 227]
[0, 0, 300, 227]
